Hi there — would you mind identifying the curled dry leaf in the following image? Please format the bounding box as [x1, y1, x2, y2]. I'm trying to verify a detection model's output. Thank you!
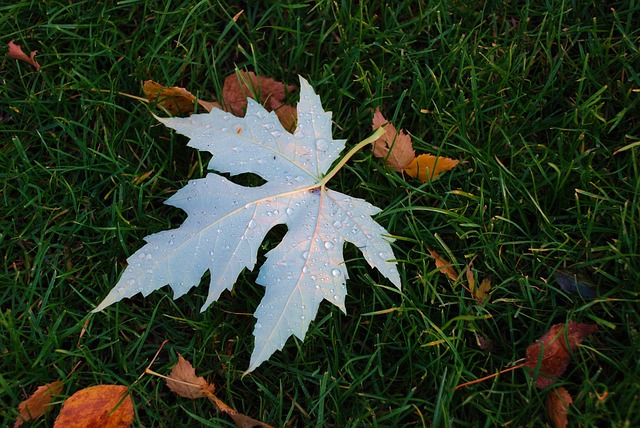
[54, 385, 134, 428]
[7, 40, 41, 71]
[223, 71, 297, 117]
[546, 386, 573, 428]
[166, 353, 215, 399]
[14, 380, 63, 427]
[524, 321, 598, 388]
[143, 80, 219, 115]
[166, 354, 274, 428]
[371, 108, 458, 182]
[428, 249, 458, 281]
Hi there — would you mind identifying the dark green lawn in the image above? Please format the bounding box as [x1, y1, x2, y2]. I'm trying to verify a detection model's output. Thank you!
[2, 1, 639, 426]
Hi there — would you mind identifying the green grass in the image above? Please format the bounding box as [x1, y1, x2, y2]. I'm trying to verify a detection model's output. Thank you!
[2, 0, 639, 426]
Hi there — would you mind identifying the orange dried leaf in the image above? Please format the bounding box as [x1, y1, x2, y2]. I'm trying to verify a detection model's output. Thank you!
[7, 40, 41, 71]
[371, 108, 415, 171]
[166, 353, 215, 399]
[222, 71, 296, 116]
[524, 321, 598, 388]
[143, 80, 219, 115]
[405, 154, 459, 183]
[546, 386, 573, 428]
[54, 385, 134, 428]
[14, 380, 63, 427]
[428, 249, 458, 281]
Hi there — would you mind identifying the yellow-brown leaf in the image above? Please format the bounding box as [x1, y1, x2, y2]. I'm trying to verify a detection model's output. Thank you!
[466, 264, 476, 292]
[143, 80, 219, 115]
[404, 154, 459, 182]
[475, 277, 491, 302]
[428, 249, 458, 281]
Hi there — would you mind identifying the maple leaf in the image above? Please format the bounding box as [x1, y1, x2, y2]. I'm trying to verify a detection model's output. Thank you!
[371, 108, 458, 182]
[143, 80, 219, 115]
[54, 385, 134, 428]
[546, 386, 573, 428]
[7, 40, 41, 71]
[93, 76, 401, 372]
[14, 380, 63, 427]
[524, 321, 598, 388]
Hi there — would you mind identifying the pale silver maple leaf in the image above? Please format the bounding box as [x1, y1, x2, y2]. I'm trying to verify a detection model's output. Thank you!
[93, 76, 400, 372]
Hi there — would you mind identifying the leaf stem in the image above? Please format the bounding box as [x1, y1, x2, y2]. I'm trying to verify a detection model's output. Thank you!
[318, 127, 386, 188]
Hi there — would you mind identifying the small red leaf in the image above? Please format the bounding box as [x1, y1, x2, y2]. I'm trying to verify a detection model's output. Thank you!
[7, 40, 41, 71]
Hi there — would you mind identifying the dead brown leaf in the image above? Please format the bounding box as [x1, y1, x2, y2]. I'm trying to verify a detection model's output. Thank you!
[166, 353, 273, 428]
[143, 80, 219, 115]
[524, 321, 598, 388]
[222, 71, 296, 117]
[371, 108, 458, 182]
[14, 380, 63, 427]
[428, 249, 458, 281]
[54, 385, 134, 428]
[546, 386, 573, 428]
[371, 108, 415, 171]
[166, 353, 215, 399]
[7, 40, 41, 71]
